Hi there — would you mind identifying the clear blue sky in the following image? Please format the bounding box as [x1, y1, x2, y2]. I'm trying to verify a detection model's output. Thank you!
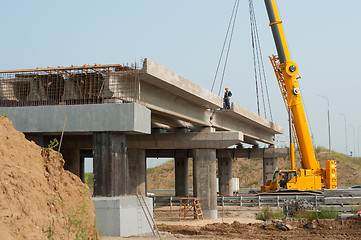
[1, 0, 361, 156]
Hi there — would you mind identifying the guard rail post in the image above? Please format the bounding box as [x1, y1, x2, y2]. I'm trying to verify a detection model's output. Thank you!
[222, 196, 225, 218]
[170, 196, 173, 212]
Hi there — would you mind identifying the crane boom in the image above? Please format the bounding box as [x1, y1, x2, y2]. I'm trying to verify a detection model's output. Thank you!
[264, 0, 319, 170]
[261, 0, 337, 191]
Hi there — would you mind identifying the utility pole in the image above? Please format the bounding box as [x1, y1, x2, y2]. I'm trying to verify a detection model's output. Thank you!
[319, 95, 331, 152]
[358, 126, 361, 157]
[338, 113, 347, 155]
[348, 124, 355, 157]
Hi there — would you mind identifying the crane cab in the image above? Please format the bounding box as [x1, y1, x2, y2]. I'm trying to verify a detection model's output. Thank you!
[261, 170, 297, 191]
[261, 169, 326, 192]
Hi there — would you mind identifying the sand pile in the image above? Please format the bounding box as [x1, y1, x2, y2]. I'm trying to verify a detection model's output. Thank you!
[0, 116, 98, 239]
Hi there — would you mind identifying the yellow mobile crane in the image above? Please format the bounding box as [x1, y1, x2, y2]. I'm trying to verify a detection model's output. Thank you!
[261, 0, 337, 191]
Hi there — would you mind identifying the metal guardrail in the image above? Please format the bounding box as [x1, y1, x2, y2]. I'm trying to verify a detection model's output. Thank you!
[153, 195, 325, 209]
[148, 188, 260, 196]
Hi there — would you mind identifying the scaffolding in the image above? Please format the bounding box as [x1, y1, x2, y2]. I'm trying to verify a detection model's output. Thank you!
[0, 64, 140, 107]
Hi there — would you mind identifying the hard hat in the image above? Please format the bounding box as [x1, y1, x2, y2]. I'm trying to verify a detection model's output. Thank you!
[225, 87, 228, 90]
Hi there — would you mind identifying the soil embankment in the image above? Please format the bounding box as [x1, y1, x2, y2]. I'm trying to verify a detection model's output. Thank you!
[0, 116, 98, 239]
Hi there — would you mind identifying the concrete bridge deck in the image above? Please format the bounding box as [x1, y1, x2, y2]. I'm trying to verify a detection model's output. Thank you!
[0, 58, 282, 146]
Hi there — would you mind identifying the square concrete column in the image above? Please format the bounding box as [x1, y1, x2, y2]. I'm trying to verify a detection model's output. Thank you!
[175, 157, 189, 197]
[61, 148, 81, 178]
[25, 133, 44, 147]
[93, 132, 130, 196]
[193, 149, 217, 219]
[128, 148, 146, 195]
[263, 157, 278, 185]
[218, 157, 233, 196]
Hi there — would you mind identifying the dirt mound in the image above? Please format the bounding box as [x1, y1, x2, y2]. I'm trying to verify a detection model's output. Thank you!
[159, 219, 361, 239]
[0, 116, 98, 239]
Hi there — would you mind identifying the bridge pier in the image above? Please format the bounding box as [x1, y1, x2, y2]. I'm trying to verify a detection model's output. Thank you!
[128, 148, 146, 195]
[263, 145, 279, 185]
[175, 156, 189, 197]
[218, 157, 233, 196]
[193, 149, 217, 219]
[25, 133, 44, 147]
[61, 148, 81, 180]
[93, 132, 130, 196]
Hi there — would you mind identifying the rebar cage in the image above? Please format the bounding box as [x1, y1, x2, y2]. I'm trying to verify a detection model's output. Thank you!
[0, 64, 140, 107]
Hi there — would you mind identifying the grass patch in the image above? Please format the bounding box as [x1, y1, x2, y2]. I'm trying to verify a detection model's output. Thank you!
[248, 180, 259, 186]
[350, 204, 361, 213]
[256, 206, 284, 221]
[84, 173, 93, 193]
[294, 206, 338, 220]
[46, 186, 98, 239]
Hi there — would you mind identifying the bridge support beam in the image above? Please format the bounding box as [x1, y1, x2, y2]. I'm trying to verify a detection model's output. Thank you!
[93, 132, 130, 196]
[193, 149, 217, 219]
[218, 157, 233, 196]
[128, 148, 146, 195]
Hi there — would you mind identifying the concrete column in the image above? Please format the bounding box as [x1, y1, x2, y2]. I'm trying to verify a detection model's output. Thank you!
[218, 157, 233, 196]
[193, 149, 217, 219]
[61, 148, 81, 177]
[93, 132, 130, 196]
[175, 157, 189, 197]
[25, 133, 44, 147]
[263, 146, 278, 185]
[128, 148, 146, 195]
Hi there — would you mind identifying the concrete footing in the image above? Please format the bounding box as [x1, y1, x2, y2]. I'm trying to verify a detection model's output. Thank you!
[193, 149, 217, 219]
[93, 196, 153, 237]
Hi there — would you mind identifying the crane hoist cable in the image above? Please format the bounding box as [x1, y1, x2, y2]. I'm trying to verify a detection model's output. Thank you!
[211, 0, 238, 93]
[248, 0, 273, 121]
[211, 0, 240, 96]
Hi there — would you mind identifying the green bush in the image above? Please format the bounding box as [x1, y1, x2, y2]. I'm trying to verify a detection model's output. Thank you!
[256, 206, 284, 221]
[84, 173, 93, 192]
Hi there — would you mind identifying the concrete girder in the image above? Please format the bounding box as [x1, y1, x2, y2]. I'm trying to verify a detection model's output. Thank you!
[145, 147, 289, 159]
[211, 104, 283, 144]
[140, 59, 283, 145]
[140, 81, 212, 127]
[127, 131, 243, 149]
[142, 59, 223, 110]
[217, 147, 289, 159]
[151, 113, 201, 131]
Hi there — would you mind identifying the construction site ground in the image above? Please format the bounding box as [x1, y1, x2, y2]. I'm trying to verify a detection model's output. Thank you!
[102, 206, 361, 240]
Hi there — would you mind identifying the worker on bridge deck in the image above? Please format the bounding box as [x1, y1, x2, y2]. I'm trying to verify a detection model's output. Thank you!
[223, 87, 232, 109]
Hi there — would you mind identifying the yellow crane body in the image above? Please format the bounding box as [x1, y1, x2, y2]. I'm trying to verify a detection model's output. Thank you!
[261, 0, 337, 191]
